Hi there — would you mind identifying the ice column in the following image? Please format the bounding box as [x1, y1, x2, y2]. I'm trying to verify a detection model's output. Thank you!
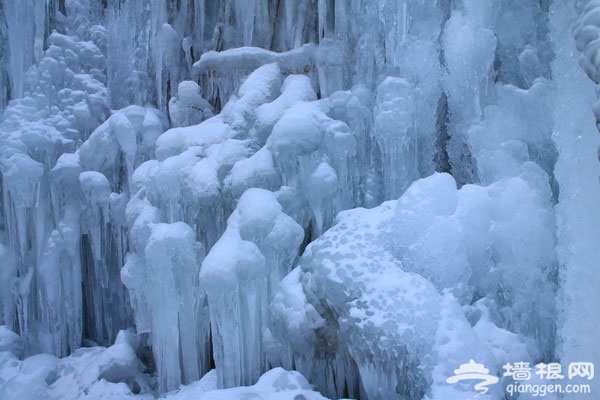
[553, 1, 600, 397]
[442, 8, 496, 185]
[1, 0, 36, 99]
[201, 188, 303, 388]
[123, 220, 207, 392]
[373, 77, 417, 199]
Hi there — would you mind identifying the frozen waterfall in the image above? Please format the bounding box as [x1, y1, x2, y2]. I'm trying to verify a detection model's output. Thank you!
[0, 1, 598, 399]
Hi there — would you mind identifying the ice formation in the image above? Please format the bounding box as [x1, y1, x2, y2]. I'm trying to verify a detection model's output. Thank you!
[269, 171, 552, 399]
[0, 1, 599, 400]
[201, 188, 303, 388]
[553, 1, 600, 398]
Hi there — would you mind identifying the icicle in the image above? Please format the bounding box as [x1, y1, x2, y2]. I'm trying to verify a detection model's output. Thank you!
[154, 23, 180, 111]
[442, 10, 496, 185]
[318, 0, 327, 40]
[234, 0, 256, 46]
[2, 0, 34, 99]
[201, 189, 303, 388]
[194, 0, 206, 48]
[0, 243, 16, 330]
[373, 77, 418, 200]
[123, 221, 206, 392]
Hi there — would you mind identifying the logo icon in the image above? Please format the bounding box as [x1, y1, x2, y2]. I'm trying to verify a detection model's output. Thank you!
[446, 359, 499, 397]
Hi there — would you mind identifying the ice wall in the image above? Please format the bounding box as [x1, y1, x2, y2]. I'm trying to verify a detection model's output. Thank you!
[0, 1, 598, 399]
[553, 1, 600, 398]
[124, 63, 361, 390]
[0, 1, 111, 356]
[1, 0, 41, 101]
[0, 0, 167, 358]
[106, 0, 311, 111]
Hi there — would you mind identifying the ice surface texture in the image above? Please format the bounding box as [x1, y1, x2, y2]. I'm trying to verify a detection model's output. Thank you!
[0, 1, 599, 400]
[270, 171, 552, 399]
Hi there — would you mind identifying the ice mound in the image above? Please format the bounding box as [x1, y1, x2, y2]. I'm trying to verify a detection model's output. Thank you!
[165, 368, 331, 400]
[0, 326, 23, 358]
[224, 147, 282, 199]
[0, 327, 336, 400]
[0, 329, 151, 400]
[168, 81, 214, 128]
[77, 105, 168, 190]
[0, 152, 44, 207]
[271, 171, 554, 399]
[393, 166, 556, 350]
[253, 74, 317, 144]
[192, 44, 317, 108]
[267, 101, 358, 236]
[575, 0, 600, 85]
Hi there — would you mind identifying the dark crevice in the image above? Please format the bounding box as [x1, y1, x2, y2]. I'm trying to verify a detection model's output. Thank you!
[80, 234, 97, 344]
[298, 220, 313, 257]
[434, 92, 451, 174]
[58, 0, 67, 16]
[138, 333, 156, 375]
[208, 326, 216, 370]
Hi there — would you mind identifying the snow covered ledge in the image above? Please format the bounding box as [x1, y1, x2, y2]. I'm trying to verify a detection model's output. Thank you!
[191, 44, 317, 109]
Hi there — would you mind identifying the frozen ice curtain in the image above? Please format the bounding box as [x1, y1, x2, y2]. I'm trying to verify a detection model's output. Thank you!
[0, 1, 598, 400]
